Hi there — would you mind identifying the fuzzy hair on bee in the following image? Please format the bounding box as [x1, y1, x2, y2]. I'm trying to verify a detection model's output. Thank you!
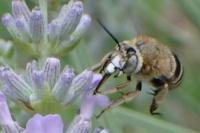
[91, 20, 184, 118]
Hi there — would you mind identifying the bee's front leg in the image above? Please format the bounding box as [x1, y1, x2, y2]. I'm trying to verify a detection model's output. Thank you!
[90, 52, 112, 72]
[96, 81, 142, 118]
[150, 83, 168, 115]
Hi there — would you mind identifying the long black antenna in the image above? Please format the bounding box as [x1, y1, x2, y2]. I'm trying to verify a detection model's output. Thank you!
[96, 19, 121, 49]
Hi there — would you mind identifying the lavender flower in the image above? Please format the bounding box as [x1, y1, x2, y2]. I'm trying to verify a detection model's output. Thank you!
[0, 74, 110, 133]
[0, 91, 23, 133]
[0, 57, 97, 114]
[2, 0, 92, 56]
[66, 74, 111, 133]
[0, 91, 64, 133]
[29, 7, 45, 44]
[23, 114, 64, 133]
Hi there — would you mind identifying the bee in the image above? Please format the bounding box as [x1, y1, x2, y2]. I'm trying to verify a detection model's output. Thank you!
[91, 20, 184, 117]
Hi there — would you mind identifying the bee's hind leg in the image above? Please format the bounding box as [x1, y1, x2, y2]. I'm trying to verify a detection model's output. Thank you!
[150, 83, 169, 115]
[96, 81, 142, 118]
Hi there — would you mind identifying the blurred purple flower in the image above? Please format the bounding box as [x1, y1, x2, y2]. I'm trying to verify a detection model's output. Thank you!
[23, 114, 64, 133]
[0, 57, 98, 114]
[0, 91, 64, 133]
[66, 74, 111, 133]
[0, 73, 110, 133]
[2, 0, 92, 55]
[0, 91, 23, 133]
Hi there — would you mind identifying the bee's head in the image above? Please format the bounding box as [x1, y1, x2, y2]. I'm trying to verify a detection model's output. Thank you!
[97, 19, 143, 75]
[119, 41, 143, 75]
[104, 42, 143, 75]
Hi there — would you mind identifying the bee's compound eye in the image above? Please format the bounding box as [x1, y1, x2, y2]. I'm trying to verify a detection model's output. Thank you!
[127, 47, 136, 54]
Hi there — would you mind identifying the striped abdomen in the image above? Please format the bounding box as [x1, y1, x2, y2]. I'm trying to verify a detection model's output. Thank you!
[168, 54, 184, 89]
[150, 54, 183, 89]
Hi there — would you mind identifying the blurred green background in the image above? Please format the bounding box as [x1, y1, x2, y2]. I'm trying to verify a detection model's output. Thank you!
[1, 0, 200, 133]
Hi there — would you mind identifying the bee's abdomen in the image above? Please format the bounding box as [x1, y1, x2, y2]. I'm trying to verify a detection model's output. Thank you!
[168, 54, 184, 89]
[150, 54, 183, 89]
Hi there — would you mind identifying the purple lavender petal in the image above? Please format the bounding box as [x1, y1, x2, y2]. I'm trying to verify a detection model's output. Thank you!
[85, 73, 102, 93]
[80, 93, 111, 120]
[94, 94, 111, 108]
[12, 0, 30, 20]
[29, 8, 44, 43]
[52, 66, 75, 103]
[80, 73, 110, 119]
[43, 58, 60, 89]
[0, 91, 13, 125]
[42, 115, 64, 133]
[0, 91, 22, 133]
[80, 93, 96, 119]
[23, 114, 43, 133]
[66, 115, 91, 133]
[23, 114, 64, 133]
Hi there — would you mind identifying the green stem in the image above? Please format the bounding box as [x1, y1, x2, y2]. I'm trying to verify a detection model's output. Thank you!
[39, 0, 48, 44]
[38, 0, 50, 62]
[111, 107, 199, 133]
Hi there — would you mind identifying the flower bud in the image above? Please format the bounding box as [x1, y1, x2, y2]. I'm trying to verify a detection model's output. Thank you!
[70, 14, 92, 43]
[2, 13, 18, 39]
[3, 68, 33, 102]
[12, 0, 30, 20]
[59, 1, 83, 40]
[62, 70, 92, 105]
[43, 58, 60, 89]
[48, 20, 62, 45]
[29, 8, 45, 43]
[15, 17, 30, 43]
[52, 67, 75, 103]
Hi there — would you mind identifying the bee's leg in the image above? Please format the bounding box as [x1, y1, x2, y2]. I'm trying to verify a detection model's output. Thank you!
[101, 76, 132, 95]
[96, 81, 142, 118]
[90, 62, 103, 72]
[101, 81, 130, 95]
[150, 83, 168, 115]
[93, 73, 111, 94]
[90, 52, 112, 72]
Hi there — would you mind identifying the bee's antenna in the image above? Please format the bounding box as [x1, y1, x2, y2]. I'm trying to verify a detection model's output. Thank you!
[96, 19, 121, 49]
